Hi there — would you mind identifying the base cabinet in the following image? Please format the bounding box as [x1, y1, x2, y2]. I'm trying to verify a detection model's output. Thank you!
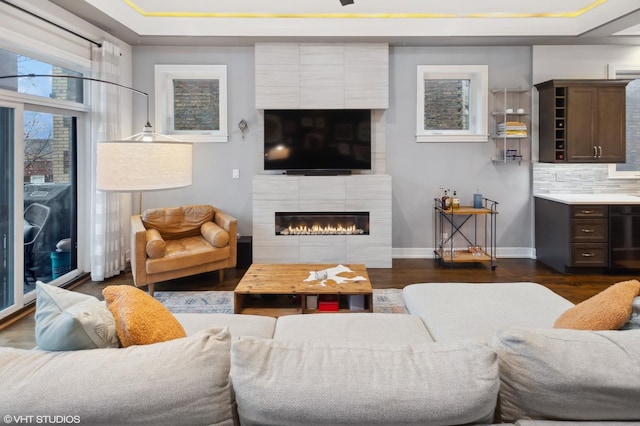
[535, 198, 608, 272]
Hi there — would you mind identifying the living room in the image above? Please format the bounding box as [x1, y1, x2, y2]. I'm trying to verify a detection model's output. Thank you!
[1, 1, 640, 423]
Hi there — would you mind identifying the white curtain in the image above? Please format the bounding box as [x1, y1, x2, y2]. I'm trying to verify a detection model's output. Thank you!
[89, 41, 131, 281]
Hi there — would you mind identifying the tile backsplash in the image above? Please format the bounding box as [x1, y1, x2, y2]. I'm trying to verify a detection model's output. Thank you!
[533, 163, 640, 194]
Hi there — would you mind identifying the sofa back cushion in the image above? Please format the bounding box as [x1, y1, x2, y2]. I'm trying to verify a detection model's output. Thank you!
[492, 327, 640, 422]
[231, 338, 499, 426]
[0, 328, 234, 426]
[142, 205, 214, 239]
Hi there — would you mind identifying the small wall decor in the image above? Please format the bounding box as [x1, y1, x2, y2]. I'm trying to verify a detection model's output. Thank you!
[155, 64, 228, 142]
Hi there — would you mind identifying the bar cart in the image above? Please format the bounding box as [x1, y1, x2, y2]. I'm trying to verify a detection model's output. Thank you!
[433, 197, 498, 270]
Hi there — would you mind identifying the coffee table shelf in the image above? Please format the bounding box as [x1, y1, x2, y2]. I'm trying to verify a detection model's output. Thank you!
[234, 264, 373, 317]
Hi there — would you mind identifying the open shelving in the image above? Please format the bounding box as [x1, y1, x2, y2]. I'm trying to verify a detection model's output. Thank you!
[490, 88, 531, 164]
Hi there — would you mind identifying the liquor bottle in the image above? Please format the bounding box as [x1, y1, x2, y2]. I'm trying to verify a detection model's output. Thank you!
[452, 191, 460, 209]
[442, 190, 450, 210]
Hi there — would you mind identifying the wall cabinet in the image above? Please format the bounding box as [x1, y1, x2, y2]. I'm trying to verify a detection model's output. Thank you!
[535, 198, 608, 272]
[255, 43, 389, 109]
[490, 88, 530, 164]
[535, 79, 629, 163]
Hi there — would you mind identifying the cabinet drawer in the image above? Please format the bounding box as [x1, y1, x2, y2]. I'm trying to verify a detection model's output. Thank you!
[571, 219, 608, 242]
[571, 243, 608, 267]
[571, 205, 608, 218]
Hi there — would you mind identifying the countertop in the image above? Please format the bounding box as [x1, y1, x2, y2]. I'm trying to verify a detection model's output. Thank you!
[534, 193, 640, 205]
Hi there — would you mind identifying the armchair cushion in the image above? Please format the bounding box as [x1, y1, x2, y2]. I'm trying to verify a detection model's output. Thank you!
[142, 205, 215, 240]
[145, 229, 166, 259]
[201, 222, 230, 248]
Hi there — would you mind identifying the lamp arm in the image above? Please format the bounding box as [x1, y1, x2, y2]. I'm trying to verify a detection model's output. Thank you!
[0, 73, 151, 127]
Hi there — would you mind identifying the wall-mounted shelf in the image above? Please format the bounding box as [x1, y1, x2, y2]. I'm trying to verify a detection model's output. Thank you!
[490, 88, 531, 164]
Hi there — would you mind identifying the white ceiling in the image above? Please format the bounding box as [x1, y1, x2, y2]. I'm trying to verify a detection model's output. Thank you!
[48, 0, 640, 46]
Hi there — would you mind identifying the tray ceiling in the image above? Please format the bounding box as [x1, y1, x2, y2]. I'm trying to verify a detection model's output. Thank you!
[48, 0, 640, 46]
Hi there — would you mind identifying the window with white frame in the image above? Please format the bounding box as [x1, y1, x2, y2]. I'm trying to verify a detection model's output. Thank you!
[607, 64, 640, 179]
[154, 64, 228, 143]
[416, 65, 488, 143]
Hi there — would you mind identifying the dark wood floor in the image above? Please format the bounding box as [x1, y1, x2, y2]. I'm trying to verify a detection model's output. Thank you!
[1, 258, 637, 349]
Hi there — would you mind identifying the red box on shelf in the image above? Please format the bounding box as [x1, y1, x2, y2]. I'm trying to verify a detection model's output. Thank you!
[318, 295, 339, 312]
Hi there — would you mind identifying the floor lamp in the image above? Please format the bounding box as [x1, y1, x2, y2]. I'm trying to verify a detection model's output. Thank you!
[96, 140, 192, 212]
[0, 73, 194, 211]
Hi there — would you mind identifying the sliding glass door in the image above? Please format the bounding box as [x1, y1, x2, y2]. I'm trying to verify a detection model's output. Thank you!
[0, 103, 79, 318]
[0, 104, 16, 312]
[23, 109, 77, 297]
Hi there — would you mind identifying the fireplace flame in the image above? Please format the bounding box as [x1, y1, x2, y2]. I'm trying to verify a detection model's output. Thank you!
[280, 224, 365, 235]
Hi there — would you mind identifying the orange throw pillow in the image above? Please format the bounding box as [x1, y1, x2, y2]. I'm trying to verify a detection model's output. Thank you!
[554, 280, 640, 330]
[103, 285, 186, 347]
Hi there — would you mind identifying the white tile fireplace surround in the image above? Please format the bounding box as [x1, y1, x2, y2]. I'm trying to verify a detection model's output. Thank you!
[252, 174, 392, 267]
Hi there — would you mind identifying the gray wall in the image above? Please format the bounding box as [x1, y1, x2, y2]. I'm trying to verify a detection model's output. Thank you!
[388, 46, 533, 257]
[133, 46, 258, 238]
[133, 45, 534, 256]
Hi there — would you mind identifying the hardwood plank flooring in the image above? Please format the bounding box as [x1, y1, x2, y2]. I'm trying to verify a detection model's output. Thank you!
[1, 258, 637, 349]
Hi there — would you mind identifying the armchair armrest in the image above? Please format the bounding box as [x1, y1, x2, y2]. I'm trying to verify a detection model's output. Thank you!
[213, 209, 238, 267]
[130, 215, 148, 286]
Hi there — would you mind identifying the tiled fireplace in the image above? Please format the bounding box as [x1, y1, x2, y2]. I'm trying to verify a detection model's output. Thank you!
[252, 175, 392, 267]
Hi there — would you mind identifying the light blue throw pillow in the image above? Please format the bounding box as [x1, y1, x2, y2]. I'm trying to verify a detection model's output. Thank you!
[622, 296, 640, 330]
[35, 282, 120, 350]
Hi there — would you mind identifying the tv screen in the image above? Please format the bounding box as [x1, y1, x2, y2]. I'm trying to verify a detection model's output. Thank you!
[264, 109, 371, 173]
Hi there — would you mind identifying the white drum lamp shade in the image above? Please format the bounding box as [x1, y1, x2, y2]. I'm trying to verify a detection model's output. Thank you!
[96, 141, 193, 191]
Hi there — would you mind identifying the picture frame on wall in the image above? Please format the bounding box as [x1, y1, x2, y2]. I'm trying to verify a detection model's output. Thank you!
[154, 64, 228, 142]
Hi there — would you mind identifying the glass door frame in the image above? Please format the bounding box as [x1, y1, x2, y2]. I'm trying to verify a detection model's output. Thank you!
[0, 94, 88, 319]
[0, 100, 25, 318]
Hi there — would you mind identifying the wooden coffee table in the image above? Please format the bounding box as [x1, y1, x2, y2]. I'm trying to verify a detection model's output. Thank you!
[234, 263, 373, 316]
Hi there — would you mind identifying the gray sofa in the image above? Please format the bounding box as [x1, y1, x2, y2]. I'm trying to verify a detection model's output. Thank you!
[2, 282, 639, 425]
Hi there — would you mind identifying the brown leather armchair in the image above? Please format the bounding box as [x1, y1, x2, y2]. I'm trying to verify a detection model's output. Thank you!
[130, 205, 237, 296]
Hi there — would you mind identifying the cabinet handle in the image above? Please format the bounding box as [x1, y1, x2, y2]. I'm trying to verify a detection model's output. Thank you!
[598, 145, 603, 158]
[580, 228, 595, 233]
[581, 252, 595, 257]
[580, 210, 594, 214]
[593, 146, 597, 158]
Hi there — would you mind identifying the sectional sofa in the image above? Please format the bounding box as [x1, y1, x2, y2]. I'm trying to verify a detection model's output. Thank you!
[1, 282, 639, 425]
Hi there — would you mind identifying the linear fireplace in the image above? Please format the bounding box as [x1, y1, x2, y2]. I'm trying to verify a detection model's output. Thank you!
[275, 212, 369, 236]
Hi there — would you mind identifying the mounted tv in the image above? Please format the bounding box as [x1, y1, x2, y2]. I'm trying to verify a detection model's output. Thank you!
[264, 109, 371, 174]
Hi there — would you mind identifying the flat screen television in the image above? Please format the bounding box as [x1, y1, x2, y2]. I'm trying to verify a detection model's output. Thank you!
[264, 109, 371, 174]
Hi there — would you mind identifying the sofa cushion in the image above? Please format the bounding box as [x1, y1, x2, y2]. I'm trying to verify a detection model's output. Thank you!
[403, 283, 574, 342]
[34, 282, 119, 351]
[492, 327, 640, 422]
[202, 221, 230, 248]
[103, 285, 186, 347]
[273, 313, 434, 344]
[0, 328, 234, 426]
[231, 337, 499, 426]
[145, 228, 166, 258]
[142, 205, 214, 240]
[554, 280, 640, 330]
[174, 313, 276, 339]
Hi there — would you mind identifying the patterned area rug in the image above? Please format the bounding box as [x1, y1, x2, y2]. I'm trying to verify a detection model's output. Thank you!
[154, 288, 407, 314]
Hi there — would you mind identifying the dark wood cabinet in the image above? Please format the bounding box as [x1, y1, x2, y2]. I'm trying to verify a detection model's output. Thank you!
[535, 79, 629, 163]
[535, 198, 608, 272]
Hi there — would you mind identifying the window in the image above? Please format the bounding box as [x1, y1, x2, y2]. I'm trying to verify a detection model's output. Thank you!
[0, 48, 83, 102]
[154, 65, 228, 142]
[607, 64, 640, 179]
[416, 65, 488, 143]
